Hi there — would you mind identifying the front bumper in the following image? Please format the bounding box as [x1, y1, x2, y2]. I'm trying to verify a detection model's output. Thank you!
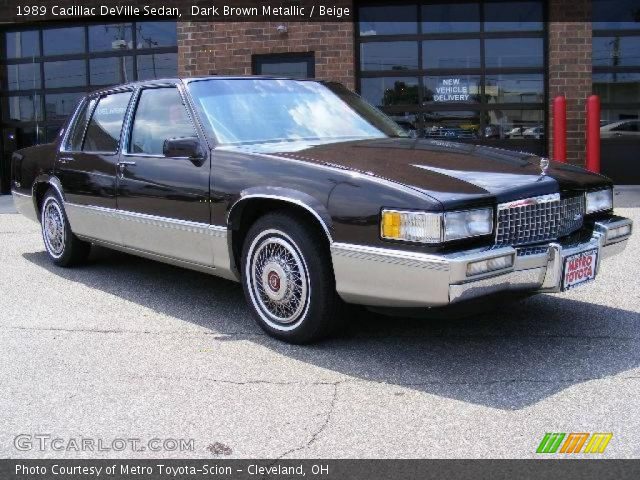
[330, 216, 632, 308]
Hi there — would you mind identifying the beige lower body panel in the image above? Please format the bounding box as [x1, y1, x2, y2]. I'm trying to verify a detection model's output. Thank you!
[11, 191, 38, 222]
[330, 243, 451, 307]
[66, 203, 238, 282]
[66, 203, 122, 245]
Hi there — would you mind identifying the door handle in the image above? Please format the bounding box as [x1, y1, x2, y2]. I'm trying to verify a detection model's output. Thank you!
[58, 156, 75, 164]
[117, 160, 136, 178]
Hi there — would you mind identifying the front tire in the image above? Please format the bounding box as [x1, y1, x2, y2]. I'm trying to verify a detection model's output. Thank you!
[241, 212, 342, 344]
[41, 189, 90, 267]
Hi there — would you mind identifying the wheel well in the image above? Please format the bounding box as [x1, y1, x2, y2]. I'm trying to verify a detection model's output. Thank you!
[33, 183, 52, 219]
[229, 199, 332, 273]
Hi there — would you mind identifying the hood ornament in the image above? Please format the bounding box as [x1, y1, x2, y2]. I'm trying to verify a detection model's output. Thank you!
[540, 157, 550, 176]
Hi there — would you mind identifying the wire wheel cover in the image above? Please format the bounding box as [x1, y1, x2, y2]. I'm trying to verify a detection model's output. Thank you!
[250, 235, 309, 325]
[43, 200, 65, 257]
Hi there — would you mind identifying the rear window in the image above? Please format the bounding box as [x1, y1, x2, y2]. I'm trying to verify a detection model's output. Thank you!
[64, 98, 95, 151]
[83, 91, 132, 153]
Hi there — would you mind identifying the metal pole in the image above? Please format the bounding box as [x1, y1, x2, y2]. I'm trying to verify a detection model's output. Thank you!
[585, 95, 601, 173]
[553, 95, 566, 163]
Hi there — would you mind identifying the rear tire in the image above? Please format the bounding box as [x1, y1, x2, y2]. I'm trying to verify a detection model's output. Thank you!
[241, 211, 342, 344]
[40, 189, 91, 267]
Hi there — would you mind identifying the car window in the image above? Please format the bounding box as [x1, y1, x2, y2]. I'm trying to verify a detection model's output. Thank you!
[612, 121, 639, 132]
[129, 87, 197, 155]
[187, 79, 401, 144]
[83, 91, 132, 153]
[64, 98, 96, 151]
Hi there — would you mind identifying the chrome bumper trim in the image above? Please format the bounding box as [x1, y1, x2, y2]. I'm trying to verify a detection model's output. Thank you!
[331, 216, 632, 308]
[449, 267, 545, 304]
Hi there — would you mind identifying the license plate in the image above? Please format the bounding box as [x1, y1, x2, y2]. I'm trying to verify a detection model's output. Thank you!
[562, 248, 598, 291]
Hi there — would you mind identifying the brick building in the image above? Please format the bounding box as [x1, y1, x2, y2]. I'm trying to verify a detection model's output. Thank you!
[1, 0, 639, 194]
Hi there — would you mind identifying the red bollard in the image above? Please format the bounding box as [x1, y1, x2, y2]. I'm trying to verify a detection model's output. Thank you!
[553, 96, 567, 163]
[585, 95, 601, 173]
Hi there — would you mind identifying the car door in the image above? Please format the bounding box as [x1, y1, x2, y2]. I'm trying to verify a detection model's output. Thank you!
[116, 84, 212, 265]
[56, 90, 133, 245]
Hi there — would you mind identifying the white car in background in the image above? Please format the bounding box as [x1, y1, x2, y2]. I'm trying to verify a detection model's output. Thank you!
[523, 126, 544, 140]
[505, 126, 525, 138]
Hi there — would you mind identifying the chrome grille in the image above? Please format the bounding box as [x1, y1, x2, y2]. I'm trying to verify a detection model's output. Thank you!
[496, 193, 585, 247]
[516, 245, 550, 256]
[558, 195, 585, 237]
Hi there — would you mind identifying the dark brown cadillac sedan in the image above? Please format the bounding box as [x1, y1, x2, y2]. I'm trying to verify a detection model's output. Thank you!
[11, 77, 633, 343]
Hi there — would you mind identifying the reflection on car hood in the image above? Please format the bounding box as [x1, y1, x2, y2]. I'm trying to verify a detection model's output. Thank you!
[218, 137, 611, 206]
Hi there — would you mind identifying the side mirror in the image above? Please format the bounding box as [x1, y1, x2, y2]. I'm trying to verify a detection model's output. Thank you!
[163, 137, 204, 161]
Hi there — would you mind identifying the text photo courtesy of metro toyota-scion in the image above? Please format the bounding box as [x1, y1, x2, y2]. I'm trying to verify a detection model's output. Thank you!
[1, 1, 640, 479]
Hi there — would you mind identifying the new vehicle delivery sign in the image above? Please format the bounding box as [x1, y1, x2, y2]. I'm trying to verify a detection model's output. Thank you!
[433, 78, 471, 102]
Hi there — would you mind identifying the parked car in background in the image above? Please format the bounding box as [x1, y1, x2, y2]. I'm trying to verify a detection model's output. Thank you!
[600, 119, 640, 139]
[11, 77, 633, 343]
[523, 126, 544, 139]
[505, 126, 525, 139]
[425, 126, 477, 139]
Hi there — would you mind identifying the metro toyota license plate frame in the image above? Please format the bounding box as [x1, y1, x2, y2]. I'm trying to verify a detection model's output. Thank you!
[562, 248, 599, 291]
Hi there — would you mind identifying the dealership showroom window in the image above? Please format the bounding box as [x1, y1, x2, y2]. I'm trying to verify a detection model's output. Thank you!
[1, 1, 640, 192]
[358, 0, 547, 155]
[0, 21, 177, 193]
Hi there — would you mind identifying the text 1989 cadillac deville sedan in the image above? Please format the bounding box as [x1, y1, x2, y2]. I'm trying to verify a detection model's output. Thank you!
[11, 77, 633, 343]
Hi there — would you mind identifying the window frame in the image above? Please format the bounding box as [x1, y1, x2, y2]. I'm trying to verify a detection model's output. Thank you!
[592, 6, 640, 184]
[251, 52, 316, 79]
[123, 84, 202, 159]
[0, 21, 178, 144]
[60, 96, 96, 153]
[355, 0, 548, 154]
[80, 89, 134, 155]
[593, 29, 640, 114]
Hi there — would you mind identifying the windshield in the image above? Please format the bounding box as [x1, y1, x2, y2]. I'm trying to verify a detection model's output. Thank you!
[187, 78, 408, 145]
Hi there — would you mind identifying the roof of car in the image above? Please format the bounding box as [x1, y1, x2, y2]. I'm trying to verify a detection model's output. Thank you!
[89, 75, 321, 95]
[186, 75, 320, 83]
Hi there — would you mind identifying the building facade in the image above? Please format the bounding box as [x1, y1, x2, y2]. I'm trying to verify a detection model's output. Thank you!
[1, 0, 639, 194]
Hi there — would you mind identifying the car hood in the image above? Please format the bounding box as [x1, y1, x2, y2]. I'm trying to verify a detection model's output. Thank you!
[219, 137, 612, 207]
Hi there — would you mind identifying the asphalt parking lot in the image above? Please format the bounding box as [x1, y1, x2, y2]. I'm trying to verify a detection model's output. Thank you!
[1, 200, 639, 459]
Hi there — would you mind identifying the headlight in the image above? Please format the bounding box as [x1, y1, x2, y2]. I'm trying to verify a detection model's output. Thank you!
[444, 208, 493, 241]
[380, 210, 441, 243]
[586, 188, 613, 214]
[380, 207, 493, 244]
